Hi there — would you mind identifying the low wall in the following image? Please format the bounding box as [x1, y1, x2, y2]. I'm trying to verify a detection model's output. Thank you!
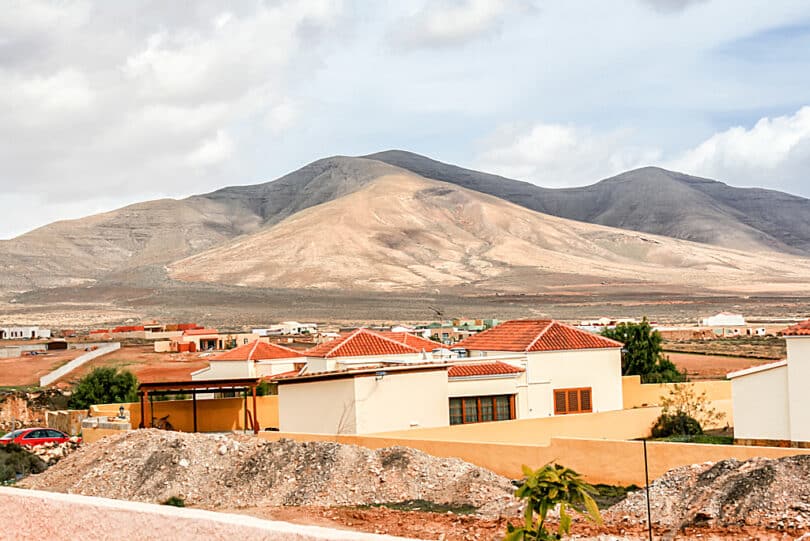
[46, 410, 88, 436]
[39, 342, 121, 386]
[91, 395, 279, 433]
[258, 432, 810, 486]
[0, 487, 412, 541]
[621, 375, 732, 409]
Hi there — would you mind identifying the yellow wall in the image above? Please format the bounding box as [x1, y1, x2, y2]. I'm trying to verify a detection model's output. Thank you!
[82, 425, 130, 444]
[622, 375, 731, 409]
[91, 396, 279, 433]
[257, 431, 810, 485]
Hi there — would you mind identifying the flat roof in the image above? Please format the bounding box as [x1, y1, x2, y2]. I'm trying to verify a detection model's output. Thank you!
[138, 377, 261, 392]
[276, 364, 449, 385]
[727, 360, 787, 380]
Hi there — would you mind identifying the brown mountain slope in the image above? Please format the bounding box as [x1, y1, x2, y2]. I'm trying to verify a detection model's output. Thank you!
[168, 172, 810, 293]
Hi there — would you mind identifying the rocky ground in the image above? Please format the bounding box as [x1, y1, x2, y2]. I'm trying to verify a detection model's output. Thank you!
[17, 430, 810, 540]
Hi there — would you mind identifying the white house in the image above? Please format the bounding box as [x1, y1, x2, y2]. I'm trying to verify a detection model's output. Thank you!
[277, 364, 450, 434]
[0, 326, 51, 340]
[252, 322, 317, 336]
[700, 312, 746, 327]
[453, 319, 624, 419]
[301, 328, 434, 372]
[728, 320, 810, 447]
[191, 340, 304, 381]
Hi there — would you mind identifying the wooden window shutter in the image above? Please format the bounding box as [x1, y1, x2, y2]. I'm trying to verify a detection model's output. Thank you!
[580, 388, 592, 412]
[567, 390, 579, 412]
[554, 390, 567, 414]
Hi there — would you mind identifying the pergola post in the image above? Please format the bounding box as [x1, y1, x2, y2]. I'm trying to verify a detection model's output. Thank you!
[252, 385, 258, 434]
[192, 392, 198, 432]
[139, 392, 146, 429]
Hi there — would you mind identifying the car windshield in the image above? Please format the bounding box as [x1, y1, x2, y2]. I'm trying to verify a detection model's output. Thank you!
[1, 429, 26, 440]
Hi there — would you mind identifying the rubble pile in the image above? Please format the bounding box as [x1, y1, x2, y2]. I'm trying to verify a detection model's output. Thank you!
[608, 455, 810, 533]
[20, 430, 516, 516]
[26, 438, 82, 466]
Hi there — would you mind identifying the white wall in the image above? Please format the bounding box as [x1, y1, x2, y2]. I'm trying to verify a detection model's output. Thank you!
[304, 353, 427, 374]
[731, 366, 790, 441]
[192, 360, 253, 380]
[787, 336, 810, 443]
[354, 370, 449, 434]
[448, 375, 521, 398]
[278, 379, 357, 434]
[255, 360, 299, 377]
[525, 349, 623, 417]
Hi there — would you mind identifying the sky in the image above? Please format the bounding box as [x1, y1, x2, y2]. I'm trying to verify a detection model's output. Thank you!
[2, 0, 810, 239]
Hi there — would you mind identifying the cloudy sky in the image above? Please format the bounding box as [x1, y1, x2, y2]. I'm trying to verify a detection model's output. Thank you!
[2, 0, 810, 239]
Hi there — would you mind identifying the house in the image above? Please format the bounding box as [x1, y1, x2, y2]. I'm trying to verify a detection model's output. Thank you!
[727, 320, 810, 447]
[453, 319, 624, 419]
[252, 322, 317, 336]
[0, 326, 51, 340]
[302, 328, 431, 372]
[700, 312, 746, 327]
[447, 361, 525, 424]
[191, 340, 304, 381]
[277, 364, 450, 434]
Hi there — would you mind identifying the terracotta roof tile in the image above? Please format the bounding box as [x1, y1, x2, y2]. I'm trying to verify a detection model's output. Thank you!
[448, 361, 524, 378]
[455, 319, 622, 352]
[305, 328, 422, 358]
[377, 331, 439, 351]
[783, 320, 810, 336]
[264, 368, 302, 380]
[211, 340, 303, 361]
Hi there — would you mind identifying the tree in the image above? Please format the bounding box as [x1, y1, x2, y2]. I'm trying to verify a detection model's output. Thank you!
[601, 319, 685, 383]
[68, 367, 138, 409]
[505, 463, 602, 540]
[652, 383, 726, 437]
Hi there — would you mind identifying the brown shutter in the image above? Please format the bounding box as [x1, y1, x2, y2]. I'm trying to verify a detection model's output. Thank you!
[567, 390, 579, 412]
[580, 388, 592, 412]
[554, 391, 567, 414]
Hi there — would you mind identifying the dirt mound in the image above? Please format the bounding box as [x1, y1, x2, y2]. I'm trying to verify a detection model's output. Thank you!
[20, 430, 516, 516]
[607, 455, 810, 533]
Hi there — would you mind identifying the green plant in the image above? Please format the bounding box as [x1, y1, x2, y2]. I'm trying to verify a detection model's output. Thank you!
[651, 411, 703, 438]
[652, 384, 726, 438]
[505, 464, 602, 540]
[162, 496, 185, 507]
[602, 319, 686, 383]
[0, 443, 48, 484]
[68, 367, 138, 409]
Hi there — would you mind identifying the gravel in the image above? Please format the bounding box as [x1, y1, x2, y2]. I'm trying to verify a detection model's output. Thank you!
[20, 429, 517, 516]
[607, 455, 810, 534]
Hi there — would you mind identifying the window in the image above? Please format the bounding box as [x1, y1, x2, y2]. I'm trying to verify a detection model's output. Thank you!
[449, 395, 515, 425]
[553, 387, 593, 415]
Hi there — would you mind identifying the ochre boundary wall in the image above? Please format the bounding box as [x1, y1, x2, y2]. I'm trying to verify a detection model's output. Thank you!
[91, 396, 279, 433]
[257, 432, 810, 486]
[621, 375, 732, 409]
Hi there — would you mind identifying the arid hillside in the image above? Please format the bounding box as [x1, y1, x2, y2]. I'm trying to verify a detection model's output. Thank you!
[168, 172, 810, 293]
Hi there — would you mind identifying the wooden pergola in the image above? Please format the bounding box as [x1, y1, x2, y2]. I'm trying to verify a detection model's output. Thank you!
[137, 377, 261, 434]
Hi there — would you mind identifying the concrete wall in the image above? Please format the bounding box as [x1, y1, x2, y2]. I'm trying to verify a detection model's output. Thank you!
[91, 395, 279, 432]
[732, 366, 789, 441]
[46, 410, 88, 436]
[448, 374, 520, 398]
[0, 488, 409, 541]
[622, 376, 732, 408]
[192, 360, 253, 380]
[255, 359, 299, 377]
[279, 378, 357, 433]
[39, 342, 121, 386]
[787, 336, 810, 442]
[0, 346, 22, 358]
[354, 370, 449, 433]
[258, 431, 810, 486]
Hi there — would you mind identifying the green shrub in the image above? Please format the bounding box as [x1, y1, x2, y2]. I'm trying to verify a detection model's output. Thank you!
[652, 412, 703, 438]
[0, 444, 48, 484]
[68, 367, 138, 409]
[162, 496, 185, 507]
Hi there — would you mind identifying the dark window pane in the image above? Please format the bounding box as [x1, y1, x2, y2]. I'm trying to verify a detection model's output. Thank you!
[554, 391, 567, 414]
[495, 396, 511, 420]
[464, 398, 479, 423]
[481, 398, 494, 422]
[581, 389, 592, 411]
[567, 390, 579, 412]
[449, 399, 463, 425]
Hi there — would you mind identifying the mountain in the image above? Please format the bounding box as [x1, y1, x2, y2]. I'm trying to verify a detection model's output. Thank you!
[367, 150, 810, 254]
[0, 156, 398, 291]
[168, 170, 810, 293]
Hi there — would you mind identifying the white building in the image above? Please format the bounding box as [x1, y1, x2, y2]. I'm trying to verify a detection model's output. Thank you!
[301, 328, 435, 373]
[728, 320, 810, 447]
[0, 327, 51, 340]
[252, 322, 317, 336]
[700, 312, 746, 327]
[191, 340, 304, 381]
[453, 319, 624, 419]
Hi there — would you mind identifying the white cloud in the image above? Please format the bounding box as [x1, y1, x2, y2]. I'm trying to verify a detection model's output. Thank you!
[667, 106, 810, 193]
[186, 130, 235, 167]
[475, 122, 662, 186]
[392, 0, 529, 49]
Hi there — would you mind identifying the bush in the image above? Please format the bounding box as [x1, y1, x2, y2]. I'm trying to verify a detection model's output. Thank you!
[162, 496, 185, 507]
[68, 367, 138, 409]
[0, 443, 48, 484]
[651, 412, 703, 438]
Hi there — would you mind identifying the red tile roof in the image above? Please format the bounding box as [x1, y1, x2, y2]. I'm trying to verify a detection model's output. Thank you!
[783, 320, 810, 336]
[448, 361, 524, 378]
[211, 340, 303, 361]
[377, 331, 439, 351]
[455, 319, 622, 352]
[304, 328, 422, 358]
[183, 328, 218, 336]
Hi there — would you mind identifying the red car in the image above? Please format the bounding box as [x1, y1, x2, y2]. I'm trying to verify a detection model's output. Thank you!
[0, 428, 79, 447]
